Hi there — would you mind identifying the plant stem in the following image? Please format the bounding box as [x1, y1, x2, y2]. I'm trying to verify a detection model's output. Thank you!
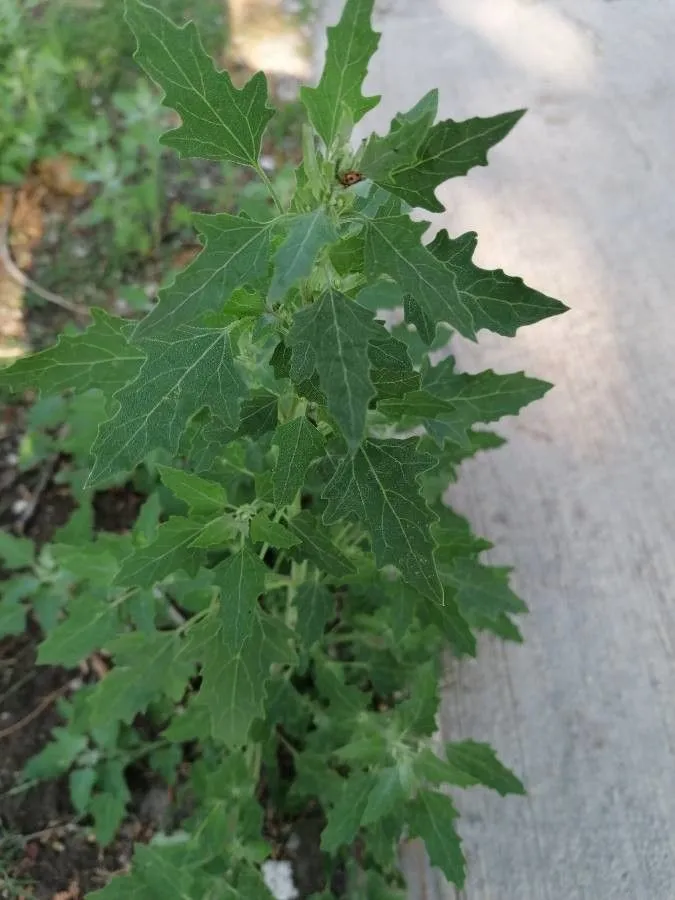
[255, 162, 284, 213]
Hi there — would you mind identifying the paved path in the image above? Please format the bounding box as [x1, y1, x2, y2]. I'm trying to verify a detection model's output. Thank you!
[317, 1, 675, 897]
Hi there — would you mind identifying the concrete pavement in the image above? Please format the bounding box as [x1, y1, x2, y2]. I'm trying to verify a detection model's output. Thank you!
[318, 1, 675, 897]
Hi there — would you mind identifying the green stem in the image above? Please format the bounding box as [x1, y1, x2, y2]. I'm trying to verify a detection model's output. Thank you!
[255, 162, 284, 213]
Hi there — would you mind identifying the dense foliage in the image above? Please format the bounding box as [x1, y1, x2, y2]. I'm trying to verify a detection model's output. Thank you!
[0, 0, 566, 896]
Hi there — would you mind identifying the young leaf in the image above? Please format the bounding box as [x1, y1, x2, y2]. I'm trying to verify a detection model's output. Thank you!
[294, 580, 334, 648]
[0, 309, 143, 398]
[193, 550, 278, 745]
[377, 109, 525, 212]
[125, 0, 274, 166]
[250, 513, 300, 549]
[90, 791, 127, 846]
[272, 417, 325, 508]
[364, 214, 566, 340]
[157, 465, 227, 514]
[360, 90, 438, 182]
[287, 511, 355, 578]
[362, 767, 406, 826]
[0, 532, 34, 570]
[270, 208, 339, 301]
[69, 767, 97, 814]
[134, 214, 273, 338]
[89, 327, 246, 485]
[115, 517, 203, 589]
[321, 772, 374, 853]
[301, 0, 380, 148]
[287, 290, 385, 450]
[406, 790, 466, 887]
[322, 438, 442, 602]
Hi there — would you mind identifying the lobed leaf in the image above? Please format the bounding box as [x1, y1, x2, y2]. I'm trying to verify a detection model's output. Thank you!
[376, 109, 525, 212]
[0, 309, 143, 398]
[134, 214, 273, 338]
[322, 438, 442, 602]
[406, 790, 466, 887]
[364, 213, 566, 340]
[125, 0, 274, 166]
[272, 416, 325, 508]
[287, 290, 385, 450]
[89, 326, 246, 486]
[301, 0, 380, 148]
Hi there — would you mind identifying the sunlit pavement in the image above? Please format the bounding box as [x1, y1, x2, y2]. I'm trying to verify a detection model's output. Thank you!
[318, 1, 675, 897]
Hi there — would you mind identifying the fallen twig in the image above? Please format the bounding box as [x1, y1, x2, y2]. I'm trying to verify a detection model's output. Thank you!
[0, 189, 87, 320]
[0, 683, 69, 741]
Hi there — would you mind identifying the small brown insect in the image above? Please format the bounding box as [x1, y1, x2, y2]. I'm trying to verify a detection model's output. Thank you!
[338, 169, 364, 188]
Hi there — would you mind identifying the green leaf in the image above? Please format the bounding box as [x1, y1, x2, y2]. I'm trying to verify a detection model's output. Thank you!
[194, 550, 297, 745]
[406, 790, 465, 887]
[0, 309, 143, 398]
[89, 327, 246, 485]
[421, 357, 552, 440]
[421, 595, 476, 658]
[237, 390, 278, 439]
[322, 438, 442, 602]
[403, 294, 436, 345]
[0, 598, 27, 639]
[377, 110, 525, 212]
[133, 845, 195, 899]
[270, 208, 339, 301]
[157, 465, 227, 514]
[115, 517, 203, 588]
[364, 215, 567, 340]
[441, 557, 527, 624]
[215, 546, 267, 644]
[362, 767, 406, 826]
[294, 580, 334, 648]
[0, 531, 34, 569]
[287, 511, 355, 578]
[360, 90, 438, 182]
[134, 214, 272, 338]
[272, 417, 325, 508]
[90, 790, 127, 846]
[51, 544, 119, 585]
[88, 632, 194, 726]
[125, 0, 274, 166]
[69, 766, 97, 814]
[368, 335, 419, 400]
[301, 0, 380, 148]
[23, 728, 87, 780]
[198, 611, 296, 746]
[250, 513, 300, 549]
[432, 504, 492, 558]
[321, 772, 373, 853]
[444, 740, 525, 795]
[287, 290, 384, 450]
[37, 594, 121, 667]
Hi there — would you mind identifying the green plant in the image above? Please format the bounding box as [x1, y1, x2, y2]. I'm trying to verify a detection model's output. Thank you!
[0, 0, 567, 896]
